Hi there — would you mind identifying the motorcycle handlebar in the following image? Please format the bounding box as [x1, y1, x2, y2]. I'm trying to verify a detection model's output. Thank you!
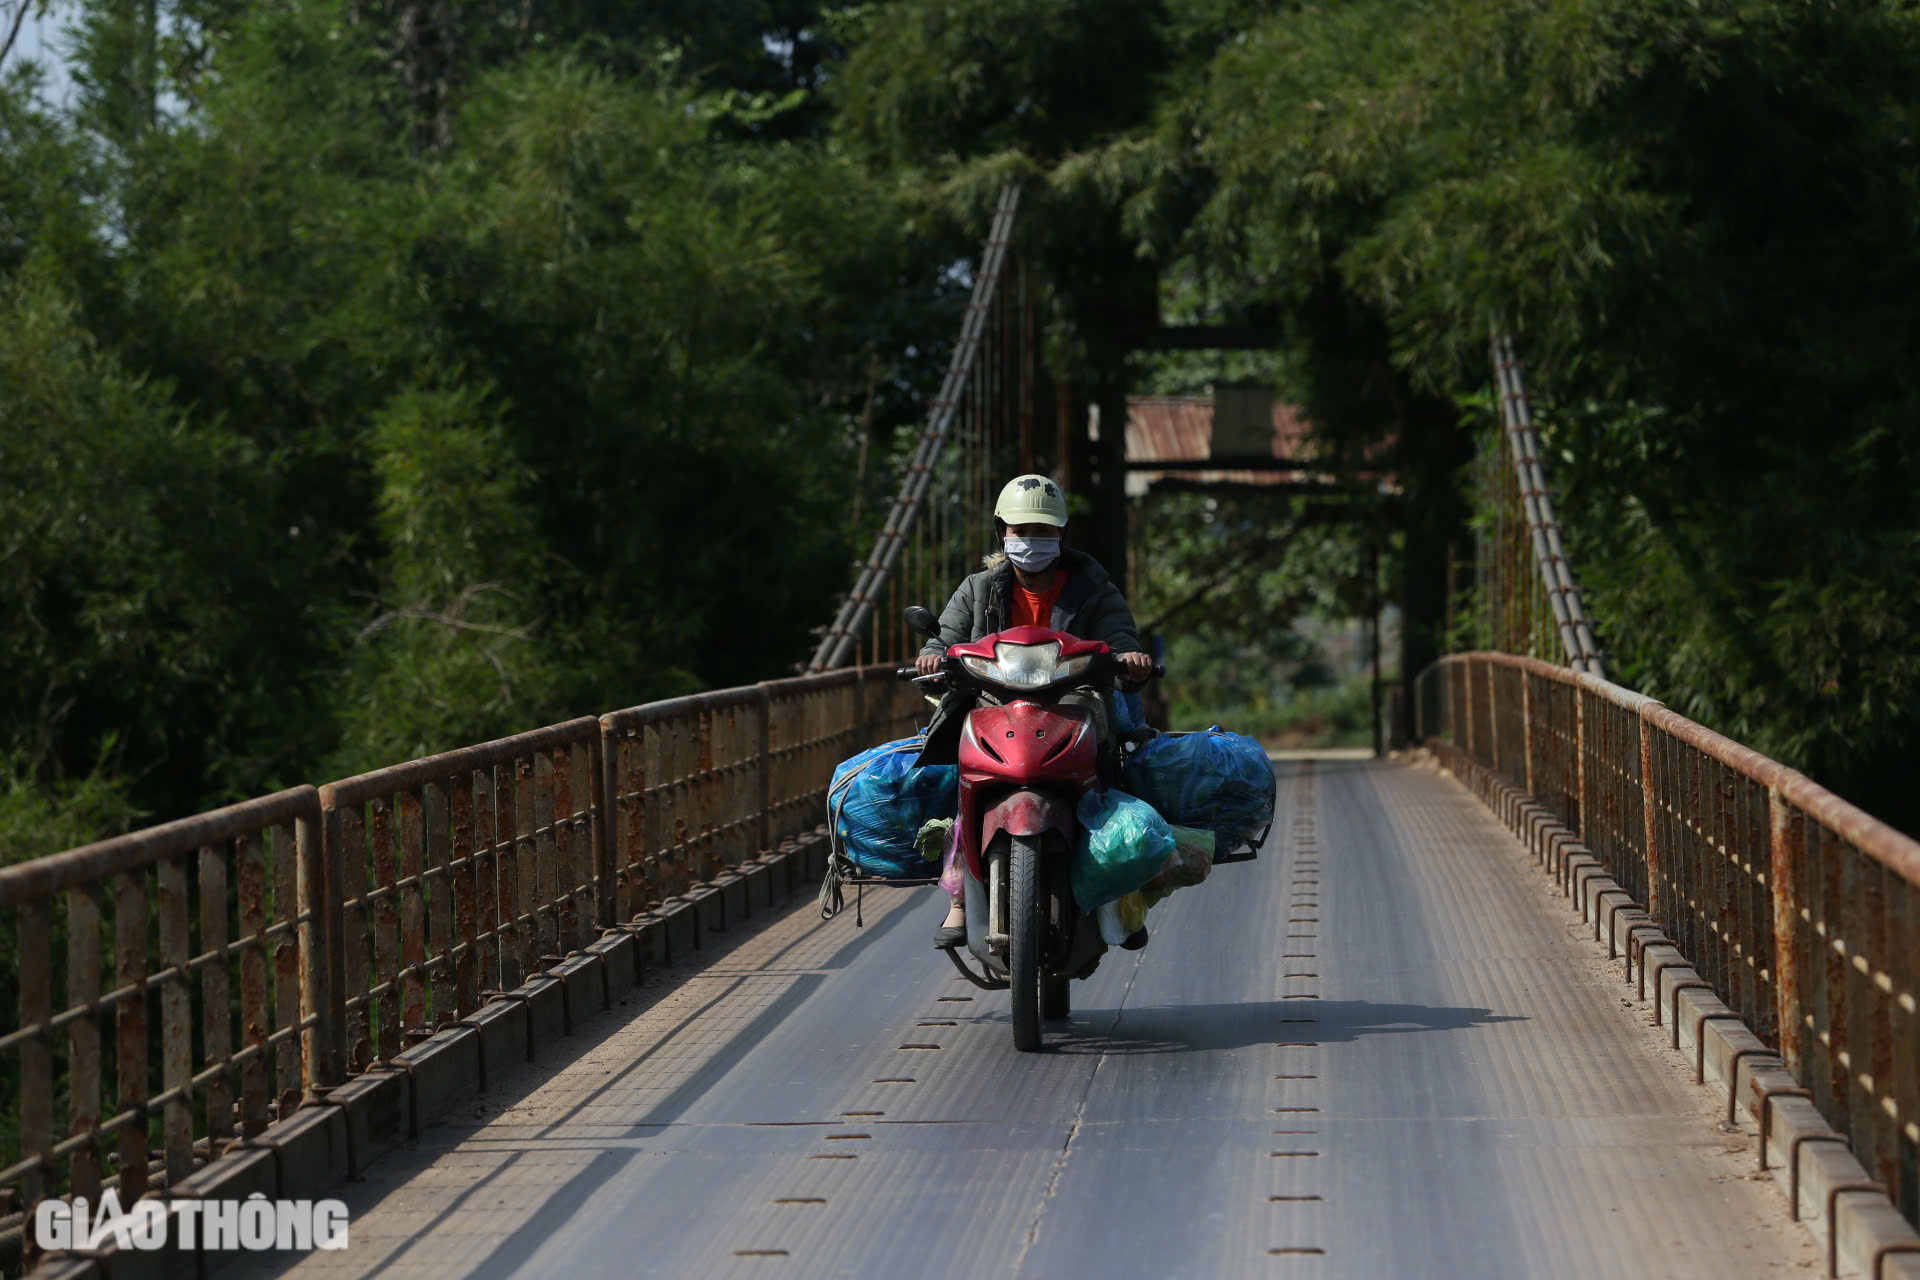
[1112, 658, 1167, 692]
[897, 666, 949, 689]
[894, 653, 1164, 686]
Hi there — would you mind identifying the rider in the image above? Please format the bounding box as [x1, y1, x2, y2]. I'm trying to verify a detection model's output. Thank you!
[913, 474, 1154, 947]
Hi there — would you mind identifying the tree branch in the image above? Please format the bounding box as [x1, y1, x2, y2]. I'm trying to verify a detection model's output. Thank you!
[1139, 507, 1338, 634]
[354, 582, 530, 643]
[0, 1, 33, 73]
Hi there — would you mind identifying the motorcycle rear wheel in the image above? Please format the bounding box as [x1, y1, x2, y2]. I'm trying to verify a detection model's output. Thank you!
[1008, 834, 1044, 1051]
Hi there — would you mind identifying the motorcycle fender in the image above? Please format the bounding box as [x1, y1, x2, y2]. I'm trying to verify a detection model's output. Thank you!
[979, 790, 1074, 857]
[963, 792, 1075, 884]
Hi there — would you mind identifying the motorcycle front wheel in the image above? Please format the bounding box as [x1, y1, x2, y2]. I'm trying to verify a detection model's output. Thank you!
[1008, 834, 1044, 1051]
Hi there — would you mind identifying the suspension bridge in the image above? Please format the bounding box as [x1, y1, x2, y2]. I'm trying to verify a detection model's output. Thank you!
[2, 188, 1916, 1279]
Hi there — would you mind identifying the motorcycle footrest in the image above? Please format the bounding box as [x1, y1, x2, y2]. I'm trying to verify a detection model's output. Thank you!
[942, 945, 1009, 991]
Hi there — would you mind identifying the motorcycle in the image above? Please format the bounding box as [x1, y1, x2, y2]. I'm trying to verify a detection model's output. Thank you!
[897, 605, 1164, 1052]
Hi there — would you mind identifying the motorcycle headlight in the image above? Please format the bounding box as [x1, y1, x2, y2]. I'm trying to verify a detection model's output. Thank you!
[991, 641, 1062, 688]
[1055, 654, 1094, 680]
[960, 655, 1001, 682]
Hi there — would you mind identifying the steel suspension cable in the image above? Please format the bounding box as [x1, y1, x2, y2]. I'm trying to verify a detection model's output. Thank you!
[809, 185, 1023, 671]
[1489, 333, 1606, 677]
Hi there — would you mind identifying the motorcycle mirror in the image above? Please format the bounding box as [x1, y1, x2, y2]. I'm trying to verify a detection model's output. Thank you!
[903, 605, 941, 641]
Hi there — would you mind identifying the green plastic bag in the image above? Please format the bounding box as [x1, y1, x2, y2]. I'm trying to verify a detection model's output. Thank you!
[1072, 788, 1176, 911]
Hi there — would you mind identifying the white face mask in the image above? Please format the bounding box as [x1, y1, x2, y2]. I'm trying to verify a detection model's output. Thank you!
[1005, 536, 1061, 573]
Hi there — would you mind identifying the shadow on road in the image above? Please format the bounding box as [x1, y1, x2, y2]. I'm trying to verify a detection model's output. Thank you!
[1045, 998, 1527, 1055]
[231, 889, 925, 1279]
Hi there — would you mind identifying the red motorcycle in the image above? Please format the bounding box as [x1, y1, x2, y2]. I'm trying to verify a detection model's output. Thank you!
[900, 606, 1162, 1052]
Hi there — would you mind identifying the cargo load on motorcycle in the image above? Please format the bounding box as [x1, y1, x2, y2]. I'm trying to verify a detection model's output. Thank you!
[817, 605, 1276, 1050]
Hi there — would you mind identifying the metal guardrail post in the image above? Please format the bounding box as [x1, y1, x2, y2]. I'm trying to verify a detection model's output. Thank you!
[68, 884, 102, 1200]
[114, 868, 148, 1197]
[305, 808, 345, 1091]
[1520, 670, 1535, 795]
[1463, 660, 1476, 758]
[597, 723, 618, 929]
[1483, 657, 1498, 770]
[757, 686, 774, 857]
[19, 901, 51, 1206]
[1769, 788, 1805, 1079]
[1638, 711, 1664, 929]
[201, 843, 234, 1144]
[1574, 688, 1589, 841]
[599, 713, 631, 922]
[1447, 662, 1457, 745]
[157, 852, 192, 1184]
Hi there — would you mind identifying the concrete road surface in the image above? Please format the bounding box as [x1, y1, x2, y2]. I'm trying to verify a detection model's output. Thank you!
[235, 757, 1818, 1279]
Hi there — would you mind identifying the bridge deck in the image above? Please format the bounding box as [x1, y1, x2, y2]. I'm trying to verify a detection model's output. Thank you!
[238, 758, 1817, 1279]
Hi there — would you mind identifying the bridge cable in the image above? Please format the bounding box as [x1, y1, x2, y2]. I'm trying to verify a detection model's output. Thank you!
[809, 184, 1024, 672]
[1489, 333, 1606, 678]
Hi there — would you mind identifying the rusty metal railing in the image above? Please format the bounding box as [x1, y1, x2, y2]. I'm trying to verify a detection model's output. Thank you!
[761, 669, 913, 850]
[2, 665, 923, 1262]
[1418, 652, 1920, 1223]
[0, 790, 325, 1222]
[604, 692, 765, 921]
[321, 719, 606, 1074]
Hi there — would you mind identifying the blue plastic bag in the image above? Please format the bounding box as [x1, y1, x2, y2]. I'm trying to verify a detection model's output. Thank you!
[1121, 726, 1275, 853]
[1072, 788, 1176, 911]
[1109, 689, 1148, 736]
[827, 737, 958, 878]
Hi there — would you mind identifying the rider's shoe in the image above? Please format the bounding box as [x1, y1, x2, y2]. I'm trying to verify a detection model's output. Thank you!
[934, 921, 967, 949]
[1120, 927, 1149, 951]
[934, 899, 967, 949]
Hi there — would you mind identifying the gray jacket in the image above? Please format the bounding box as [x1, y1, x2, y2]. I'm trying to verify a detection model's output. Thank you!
[919, 549, 1144, 656]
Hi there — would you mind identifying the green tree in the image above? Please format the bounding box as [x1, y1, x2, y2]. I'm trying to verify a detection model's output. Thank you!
[0, 271, 339, 814]
[414, 54, 879, 693]
[328, 383, 557, 774]
[1180, 0, 1920, 824]
[2, 0, 938, 839]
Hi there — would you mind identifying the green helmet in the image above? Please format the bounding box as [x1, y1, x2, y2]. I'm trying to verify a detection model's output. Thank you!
[993, 474, 1068, 527]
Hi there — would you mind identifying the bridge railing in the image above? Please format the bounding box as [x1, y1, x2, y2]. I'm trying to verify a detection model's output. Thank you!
[318, 718, 608, 1081]
[0, 791, 324, 1219]
[0, 664, 914, 1261]
[1418, 651, 1920, 1221]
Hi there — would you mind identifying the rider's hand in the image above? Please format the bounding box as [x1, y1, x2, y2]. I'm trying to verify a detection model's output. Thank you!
[1117, 651, 1154, 684]
[916, 652, 944, 677]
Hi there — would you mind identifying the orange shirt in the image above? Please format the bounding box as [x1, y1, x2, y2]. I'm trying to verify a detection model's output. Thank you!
[1010, 574, 1067, 629]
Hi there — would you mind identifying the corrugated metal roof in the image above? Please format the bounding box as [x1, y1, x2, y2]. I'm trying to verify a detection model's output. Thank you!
[1125, 396, 1351, 496]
